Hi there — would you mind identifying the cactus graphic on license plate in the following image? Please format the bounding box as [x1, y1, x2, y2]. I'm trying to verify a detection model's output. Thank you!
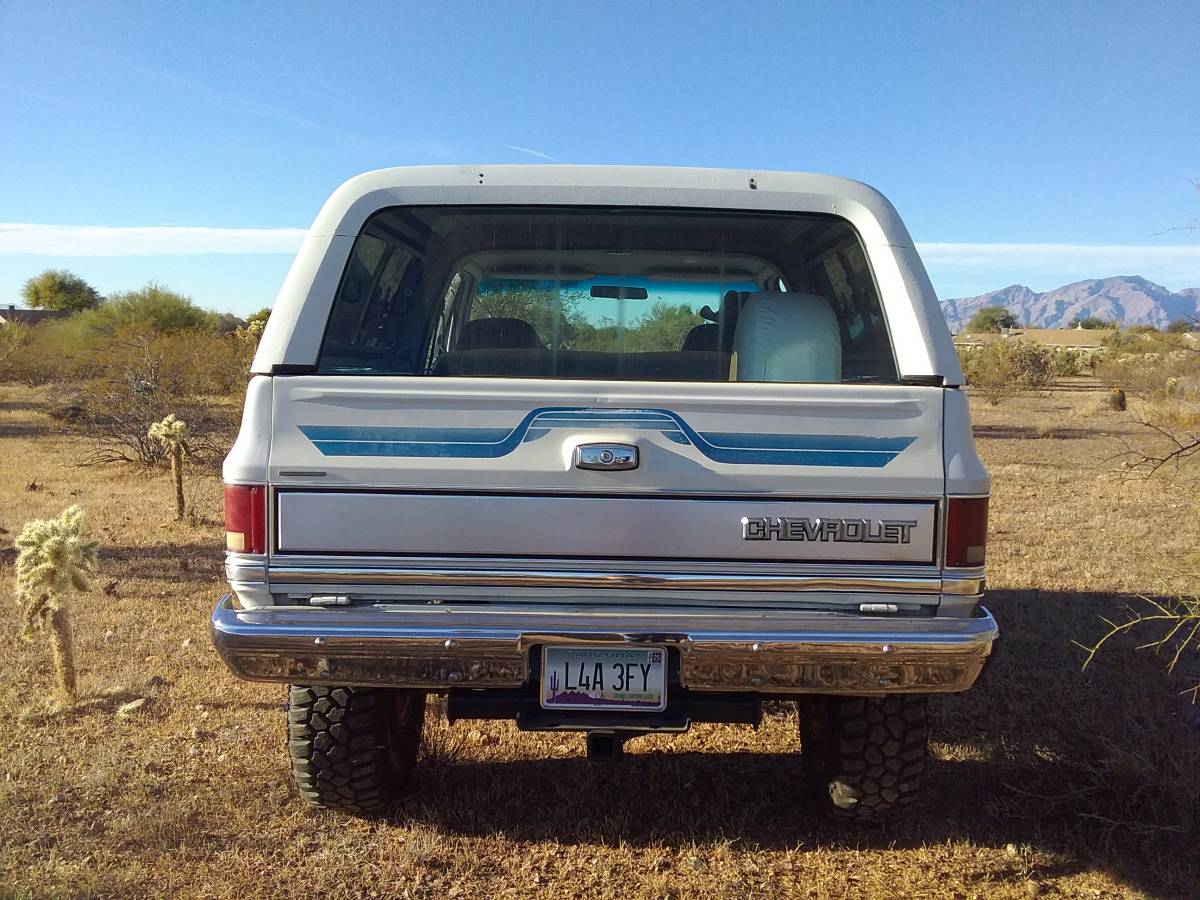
[540, 646, 667, 711]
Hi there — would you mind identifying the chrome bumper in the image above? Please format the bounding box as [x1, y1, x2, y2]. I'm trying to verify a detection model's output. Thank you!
[211, 595, 997, 695]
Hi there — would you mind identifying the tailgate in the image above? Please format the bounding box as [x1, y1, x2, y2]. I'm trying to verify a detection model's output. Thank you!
[268, 376, 943, 567]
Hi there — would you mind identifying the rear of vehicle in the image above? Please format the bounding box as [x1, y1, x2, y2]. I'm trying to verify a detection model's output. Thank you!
[212, 166, 994, 821]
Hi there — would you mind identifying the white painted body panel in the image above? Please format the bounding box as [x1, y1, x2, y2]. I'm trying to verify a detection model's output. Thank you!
[267, 377, 945, 496]
[223, 166, 991, 614]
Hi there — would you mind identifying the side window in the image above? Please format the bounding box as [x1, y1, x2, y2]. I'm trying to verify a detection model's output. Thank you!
[820, 243, 894, 380]
[324, 234, 388, 345]
[319, 232, 425, 372]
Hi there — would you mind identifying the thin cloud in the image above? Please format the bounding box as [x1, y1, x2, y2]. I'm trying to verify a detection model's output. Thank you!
[505, 144, 562, 163]
[915, 241, 1200, 269]
[3, 224, 1197, 288]
[915, 242, 1200, 294]
[0, 224, 307, 256]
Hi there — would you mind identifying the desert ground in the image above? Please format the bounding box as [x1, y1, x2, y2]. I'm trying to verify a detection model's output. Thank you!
[1, 382, 1197, 899]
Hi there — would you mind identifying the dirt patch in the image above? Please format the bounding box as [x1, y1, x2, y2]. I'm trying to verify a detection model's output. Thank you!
[1, 382, 1198, 898]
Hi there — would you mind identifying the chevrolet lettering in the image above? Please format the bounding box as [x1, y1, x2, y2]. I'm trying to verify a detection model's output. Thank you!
[741, 515, 918, 544]
[211, 165, 996, 824]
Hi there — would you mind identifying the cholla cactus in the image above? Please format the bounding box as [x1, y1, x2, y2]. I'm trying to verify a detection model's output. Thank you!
[235, 319, 266, 345]
[16, 505, 99, 701]
[149, 414, 189, 520]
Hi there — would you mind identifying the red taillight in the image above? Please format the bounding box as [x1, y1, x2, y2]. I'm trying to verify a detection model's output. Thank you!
[224, 484, 267, 554]
[945, 496, 988, 567]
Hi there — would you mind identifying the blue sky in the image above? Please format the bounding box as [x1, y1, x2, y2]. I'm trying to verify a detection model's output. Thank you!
[1, 0, 1197, 315]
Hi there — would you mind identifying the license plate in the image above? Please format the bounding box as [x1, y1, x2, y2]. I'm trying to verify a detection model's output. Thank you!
[540, 646, 667, 711]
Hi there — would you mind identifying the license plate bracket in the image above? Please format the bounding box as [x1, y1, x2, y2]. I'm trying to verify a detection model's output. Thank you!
[540, 645, 667, 712]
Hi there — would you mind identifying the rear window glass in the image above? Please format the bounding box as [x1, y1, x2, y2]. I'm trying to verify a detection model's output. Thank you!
[317, 207, 897, 383]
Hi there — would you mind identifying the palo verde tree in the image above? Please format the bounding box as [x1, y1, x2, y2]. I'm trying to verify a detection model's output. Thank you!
[964, 306, 1018, 333]
[16, 506, 100, 701]
[149, 414, 189, 520]
[21, 269, 102, 312]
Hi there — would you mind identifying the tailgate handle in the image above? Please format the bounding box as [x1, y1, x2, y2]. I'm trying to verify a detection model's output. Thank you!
[575, 443, 639, 472]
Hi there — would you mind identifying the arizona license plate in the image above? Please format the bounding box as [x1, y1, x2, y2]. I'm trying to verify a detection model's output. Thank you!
[540, 646, 667, 711]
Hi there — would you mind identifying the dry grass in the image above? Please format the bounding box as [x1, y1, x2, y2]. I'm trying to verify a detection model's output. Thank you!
[1, 381, 1198, 898]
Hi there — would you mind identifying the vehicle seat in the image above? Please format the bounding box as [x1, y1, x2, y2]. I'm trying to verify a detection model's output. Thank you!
[456, 317, 544, 350]
[681, 323, 719, 352]
[731, 292, 841, 382]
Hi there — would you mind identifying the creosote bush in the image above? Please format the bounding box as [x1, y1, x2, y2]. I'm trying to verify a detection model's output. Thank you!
[0, 321, 30, 382]
[71, 326, 247, 466]
[15, 506, 100, 702]
[0, 319, 248, 466]
[958, 340, 1053, 405]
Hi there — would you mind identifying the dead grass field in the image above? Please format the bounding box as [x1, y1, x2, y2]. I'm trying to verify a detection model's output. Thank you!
[1, 381, 1198, 899]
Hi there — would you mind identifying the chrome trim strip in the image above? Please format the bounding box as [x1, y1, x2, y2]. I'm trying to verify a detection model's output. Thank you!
[942, 570, 986, 596]
[267, 565, 973, 595]
[210, 595, 998, 695]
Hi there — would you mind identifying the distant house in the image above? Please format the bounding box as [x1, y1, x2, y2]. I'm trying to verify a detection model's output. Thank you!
[0, 304, 73, 326]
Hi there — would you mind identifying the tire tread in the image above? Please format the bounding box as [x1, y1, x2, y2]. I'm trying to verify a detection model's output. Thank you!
[286, 684, 424, 816]
[799, 693, 928, 823]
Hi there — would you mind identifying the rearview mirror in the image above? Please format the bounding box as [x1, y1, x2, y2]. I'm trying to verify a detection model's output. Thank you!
[589, 285, 649, 300]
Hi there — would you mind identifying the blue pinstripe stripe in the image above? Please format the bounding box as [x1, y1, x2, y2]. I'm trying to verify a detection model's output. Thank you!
[298, 407, 915, 467]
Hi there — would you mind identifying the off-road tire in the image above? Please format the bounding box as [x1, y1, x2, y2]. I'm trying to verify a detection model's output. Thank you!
[797, 694, 928, 823]
[287, 685, 425, 815]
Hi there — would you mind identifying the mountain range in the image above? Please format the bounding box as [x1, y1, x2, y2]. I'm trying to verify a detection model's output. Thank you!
[940, 276, 1200, 332]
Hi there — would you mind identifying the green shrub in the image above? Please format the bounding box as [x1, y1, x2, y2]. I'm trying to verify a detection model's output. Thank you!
[0, 321, 31, 382]
[68, 326, 249, 465]
[1048, 347, 1083, 377]
[959, 340, 1053, 405]
[79, 282, 222, 334]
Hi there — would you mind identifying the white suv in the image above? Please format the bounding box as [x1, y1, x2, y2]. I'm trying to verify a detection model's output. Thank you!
[212, 165, 995, 822]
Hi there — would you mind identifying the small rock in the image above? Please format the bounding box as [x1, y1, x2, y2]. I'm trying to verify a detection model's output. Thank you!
[116, 698, 147, 718]
[181, 638, 195, 650]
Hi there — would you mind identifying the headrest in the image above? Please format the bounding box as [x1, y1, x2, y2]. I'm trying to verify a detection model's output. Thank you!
[456, 317, 544, 351]
[681, 323, 719, 352]
[732, 292, 841, 382]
